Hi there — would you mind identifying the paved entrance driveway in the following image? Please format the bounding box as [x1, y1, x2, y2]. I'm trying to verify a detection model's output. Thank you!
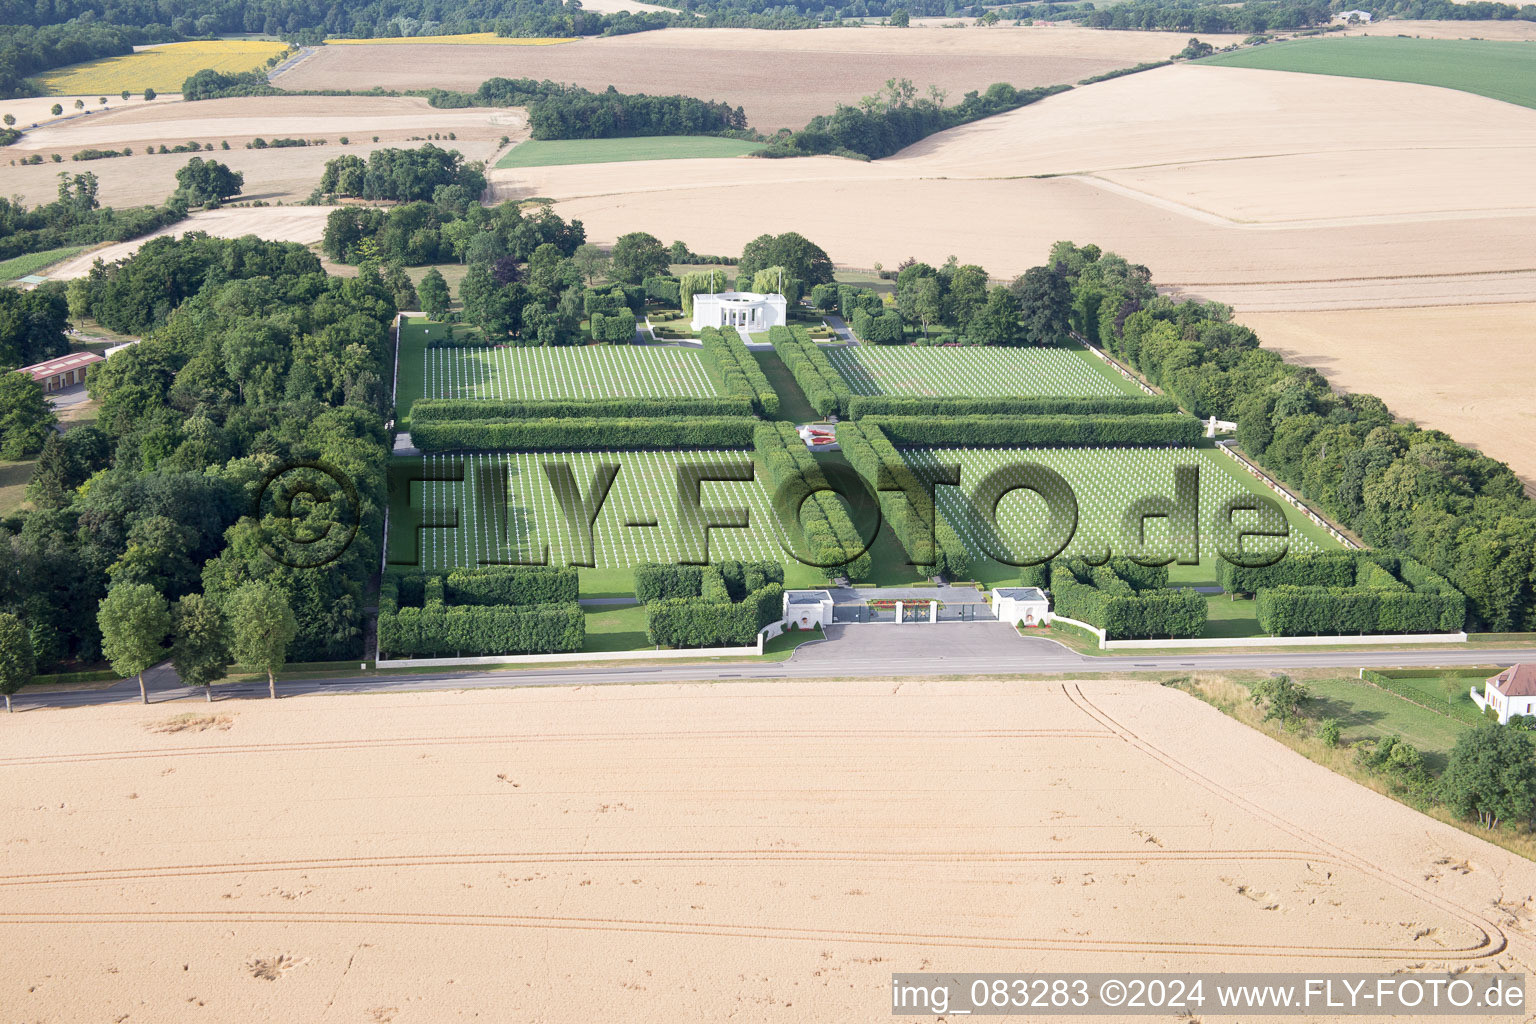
[788, 621, 1066, 668]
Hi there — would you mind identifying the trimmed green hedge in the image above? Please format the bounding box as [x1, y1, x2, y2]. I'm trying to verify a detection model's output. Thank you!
[837, 421, 969, 578]
[768, 324, 851, 418]
[445, 566, 578, 606]
[589, 308, 638, 343]
[754, 422, 871, 581]
[1048, 557, 1206, 639]
[411, 396, 755, 420]
[637, 559, 788, 648]
[1220, 551, 1468, 635]
[378, 602, 584, 657]
[699, 325, 780, 417]
[847, 395, 1180, 419]
[863, 413, 1203, 448]
[412, 416, 757, 452]
[646, 585, 783, 648]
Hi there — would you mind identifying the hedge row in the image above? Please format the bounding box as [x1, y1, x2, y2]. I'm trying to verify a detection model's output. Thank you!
[1218, 551, 1360, 594]
[1360, 669, 1486, 726]
[385, 566, 578, 610]
[1256, 587, 1466, 635]
[755, 422, 871, 581]
[846, 395, 1180, 420]
[1048, 558, 1206, 639]
[589, 308, 638, 343]
[699, 326, 780, 417]
[837, 421, 969, 578]
[378, 602, 585, 657]
[633, 560, 784, 603]
[645, 584, 784, 648]
[769, 324, 852, 418]
[412, 417, 757, 452]
[411, 396, 755, 421]
[863, 414, 1203, 448]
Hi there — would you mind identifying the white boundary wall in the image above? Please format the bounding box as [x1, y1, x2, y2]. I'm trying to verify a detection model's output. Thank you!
[1101, 631, 1468, 650]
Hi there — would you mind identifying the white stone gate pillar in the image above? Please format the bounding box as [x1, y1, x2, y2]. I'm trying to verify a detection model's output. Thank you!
[929, 601, 937, 623]
[894, 601, 903, 624]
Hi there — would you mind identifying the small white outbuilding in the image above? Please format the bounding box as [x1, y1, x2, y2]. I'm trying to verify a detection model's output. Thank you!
[783, 590, 834, 630]
[992, 586, 1051, 628]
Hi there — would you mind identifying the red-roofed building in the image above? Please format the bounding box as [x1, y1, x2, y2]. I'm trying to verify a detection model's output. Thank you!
[19, 352, 102, 393]
[1471, 665, 1536, 723]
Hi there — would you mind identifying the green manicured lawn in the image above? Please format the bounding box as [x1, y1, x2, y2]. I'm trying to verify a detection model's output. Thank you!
[920, 445, 1341, 573]
[0, 245, 88, 281]
[389, 450, 823, 588]
[751, 348, 819, 423]
[581, 603, 650, 652]
[827, 342, 1139, 398]
[422, 338, 716, 402]
[1197, 37, 1536, 109]
[497, 136, 765, 168]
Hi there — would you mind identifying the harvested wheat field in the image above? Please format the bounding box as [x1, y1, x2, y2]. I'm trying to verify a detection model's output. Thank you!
[39, 207, 335, 281]
[0, 96, 525, 208]
[2, 679, 1533, 1022]
[274, 25, 1243, 129]
[499, 65, 1535, 302]
[1242, 304, 1536, 491]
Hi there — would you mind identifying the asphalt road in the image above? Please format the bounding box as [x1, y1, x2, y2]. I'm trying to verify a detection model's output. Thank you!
[12, 623, 1524, 711]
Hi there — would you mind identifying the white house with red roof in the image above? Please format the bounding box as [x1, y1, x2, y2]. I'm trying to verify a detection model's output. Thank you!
[1471, 665, 1536, 723]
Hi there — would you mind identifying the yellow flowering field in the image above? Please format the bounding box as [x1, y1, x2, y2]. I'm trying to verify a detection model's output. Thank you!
[325, 33, 574, 45]
[34, 40, 289, 95]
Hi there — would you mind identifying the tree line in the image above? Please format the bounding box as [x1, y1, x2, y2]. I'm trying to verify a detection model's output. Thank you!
[424, 78, 750, 140]
[1049, 240, 1536, 632]
[761, 79, 1069, 159]
[314, 144, 487, 203]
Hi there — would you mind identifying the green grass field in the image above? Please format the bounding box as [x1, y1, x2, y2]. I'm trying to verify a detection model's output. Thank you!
[0, 246, 88, 281]
[1197, 37, 1536, 109]
[423, 341, 716, 401]
[917, 446, 1341, 586]
[388, 451, 825, 593]
[827, 343, 1138, 398]
[497, 136, 765, 169]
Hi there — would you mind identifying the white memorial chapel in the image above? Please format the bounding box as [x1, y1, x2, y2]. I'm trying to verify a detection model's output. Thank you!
[690, 291, 788, 333]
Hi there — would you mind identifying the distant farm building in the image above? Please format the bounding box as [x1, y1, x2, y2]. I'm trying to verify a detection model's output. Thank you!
[1333, 9, 1373, 21]
[1471, 665, 1536, 723]
[21, 351, 103, 393]
[690, 291, 787, 333]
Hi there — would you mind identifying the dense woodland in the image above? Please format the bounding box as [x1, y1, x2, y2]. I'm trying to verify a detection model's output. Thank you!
[313, 145, 487, 203]
[4, 234, 398, 673]
[426, 78, 750, 140]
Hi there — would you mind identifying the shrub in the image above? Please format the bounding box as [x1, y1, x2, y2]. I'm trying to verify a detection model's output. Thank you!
[411, 397, 754, 421]
[864, 414, 1202, 448]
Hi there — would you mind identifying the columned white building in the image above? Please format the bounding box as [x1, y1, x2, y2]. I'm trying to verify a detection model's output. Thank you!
[690, 291, 787, 333]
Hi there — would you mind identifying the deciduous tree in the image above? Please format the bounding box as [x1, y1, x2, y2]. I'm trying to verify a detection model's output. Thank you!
[171, 593, 232, 702]
[0, 612, 34, 712]
[225, 582, 297, 700]
[98, 583, 170, 704]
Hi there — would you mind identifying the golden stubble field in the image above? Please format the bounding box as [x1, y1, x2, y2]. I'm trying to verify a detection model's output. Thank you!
[0, 95, 526, 209]
[1242, 304, 1536, 493]
[3, 679, 1533, 1022]
[273, 24, 1245, 130]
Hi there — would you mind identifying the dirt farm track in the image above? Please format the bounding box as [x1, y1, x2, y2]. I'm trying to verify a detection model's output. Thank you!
[3, 679, 1535, 1021]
